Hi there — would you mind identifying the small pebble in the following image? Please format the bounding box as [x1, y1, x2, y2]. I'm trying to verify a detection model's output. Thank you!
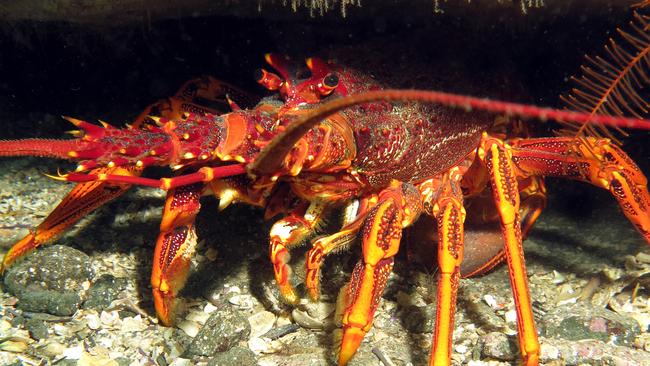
[53, 323, 68, 336]
[248, 311, 276, 338]
[248, 337, 269, 354]
[228, 294, 254, 309]
[178, 320, 200, 337]
[100, 311, 121, 327]
[85, 313, 102, 330]
[292, 308, 326, 329]
[0, 338, 29, 353]
[204, 302, 219, 313]
[540, 343, 560, 360]
[504, 309, 517, 324]
[455, 344, 468, 354]
[481, 332, 515, 361]
[62, 344, 84, 359]
[43, 341, 67, 357]
[483, 294, 498, 309]
[186, 310, 211, 324]
[120, 315, 146, 332]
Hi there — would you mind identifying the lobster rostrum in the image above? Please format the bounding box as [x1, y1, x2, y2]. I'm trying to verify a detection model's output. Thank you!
[1, 54, 650, 366]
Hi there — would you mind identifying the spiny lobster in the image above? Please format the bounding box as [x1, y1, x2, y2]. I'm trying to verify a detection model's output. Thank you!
[1, 52, 650, 366]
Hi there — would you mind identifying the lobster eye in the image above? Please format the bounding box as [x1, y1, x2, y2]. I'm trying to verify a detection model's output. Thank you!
[317, 73, 339, 97]
[323, 73, 339, 88]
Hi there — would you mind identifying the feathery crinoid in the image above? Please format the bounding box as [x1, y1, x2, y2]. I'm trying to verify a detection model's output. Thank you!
[559, 11, 650, 144]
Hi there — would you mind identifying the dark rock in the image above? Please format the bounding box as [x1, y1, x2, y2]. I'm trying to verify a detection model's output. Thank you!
[207, 346, 257, 366]
[481, 332, 516, 361]
[185, 303, 251, 357]
[401, 305, 436, 333]
[25, 318, 48, 340]
[10, 315, 24, 327]
[83, 274, 128, 310]
[172, 328, 193, 350]
[542, 304, 641, 346]
[4, 245, 93, 316]
[261, 323, 300, 340]
[155, 354, 168, 366]
[117, 310, 137, 318]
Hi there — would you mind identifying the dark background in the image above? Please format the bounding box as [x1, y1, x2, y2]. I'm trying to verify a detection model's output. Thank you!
[0, 1, 648, 201]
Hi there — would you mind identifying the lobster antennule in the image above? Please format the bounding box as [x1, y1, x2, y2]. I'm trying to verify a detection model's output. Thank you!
[247, 89, 650, 176]
[0, 138, 81, 159]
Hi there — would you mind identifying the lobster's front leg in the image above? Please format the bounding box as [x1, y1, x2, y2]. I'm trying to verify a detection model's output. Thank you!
[270, 200, 328, 305]
[305, 196, 377, 301]
[336, 181, 422, 365]
[151, 182, 205, 326]
[509, 137, 650, 243]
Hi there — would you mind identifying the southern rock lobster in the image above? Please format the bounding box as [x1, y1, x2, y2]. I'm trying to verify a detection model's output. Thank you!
[1, 52, 650, 366]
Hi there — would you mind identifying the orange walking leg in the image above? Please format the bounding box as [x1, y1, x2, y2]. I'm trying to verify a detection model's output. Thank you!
[337, 181, 422, 365]
[1, 166, 139, 271]
[479, 134, 540, 366]
[269, 201, 328, 305]
[151, 182, 205, 326]
[305, 197, 378, 300]
[420, 169, 466, 366]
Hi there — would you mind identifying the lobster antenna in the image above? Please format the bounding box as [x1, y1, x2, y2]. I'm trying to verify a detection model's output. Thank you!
[559, 11, 650, 144]
[247, 89, 650, 176]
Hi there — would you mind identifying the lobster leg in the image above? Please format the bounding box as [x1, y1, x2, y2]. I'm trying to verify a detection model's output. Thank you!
[132, 75, 257, 127]
[461, 176, 547, 278]
[509, 136, 650, 243]
[1, 166, 139, 272]
[518, 176, 547, 238]
[305, 199, 374, 301]
[151, 183, 205, 326]
[478, 133, 540, 366]
[337, 181, 421, 365]
[420, 169, 467, 366]
[269, 200, 328, 305]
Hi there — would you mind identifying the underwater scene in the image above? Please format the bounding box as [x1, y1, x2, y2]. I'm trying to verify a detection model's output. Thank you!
[1, 1, 650, 365]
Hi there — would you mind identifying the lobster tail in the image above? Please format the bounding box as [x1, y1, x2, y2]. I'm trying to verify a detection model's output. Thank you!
[0, 138, 81, 159]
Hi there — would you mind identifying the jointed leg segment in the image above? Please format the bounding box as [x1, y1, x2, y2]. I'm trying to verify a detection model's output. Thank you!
[479, 134, 540, 365]
[1, 166, 139, 271]
[305, 197, 378, 301]
[509, 136, 650, 243]
[269, 200, 328, 304]
[337, 181, 422, 365]
[420, 169, 467, 366]
[151, 182, 205, 326]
